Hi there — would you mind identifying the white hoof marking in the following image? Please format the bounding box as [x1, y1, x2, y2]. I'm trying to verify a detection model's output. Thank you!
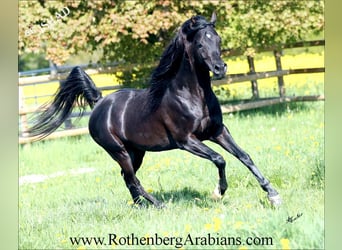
[268, 194, 282, 206]
[211, 185, 222, 200]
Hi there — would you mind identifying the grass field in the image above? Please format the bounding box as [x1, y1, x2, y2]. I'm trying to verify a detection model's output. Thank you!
[19, 100, 324, 249]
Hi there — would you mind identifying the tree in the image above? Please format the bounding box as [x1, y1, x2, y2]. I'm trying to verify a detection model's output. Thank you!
[220, 0, 324, 56]
[19, 0, 324, 66]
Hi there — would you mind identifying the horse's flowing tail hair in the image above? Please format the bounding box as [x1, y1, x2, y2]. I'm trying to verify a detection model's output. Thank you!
[27, 66, 102, 139]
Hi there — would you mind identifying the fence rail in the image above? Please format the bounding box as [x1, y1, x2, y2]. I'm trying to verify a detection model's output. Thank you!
[19, 40, 324, 144]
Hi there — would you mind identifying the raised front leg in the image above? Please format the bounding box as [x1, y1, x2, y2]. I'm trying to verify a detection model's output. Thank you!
[210, 126, 282, 206]
[181, 135, 228, 199]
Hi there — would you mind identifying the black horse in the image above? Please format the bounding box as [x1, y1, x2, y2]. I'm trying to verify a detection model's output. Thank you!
[28, 13, 281, 207]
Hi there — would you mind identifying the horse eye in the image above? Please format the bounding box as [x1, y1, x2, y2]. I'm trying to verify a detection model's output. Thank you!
[198, 43, 203, 48]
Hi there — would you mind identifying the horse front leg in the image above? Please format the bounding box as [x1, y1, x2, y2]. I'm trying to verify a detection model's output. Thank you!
[210, 126, 282, 206]
[181, 135, 228, 200]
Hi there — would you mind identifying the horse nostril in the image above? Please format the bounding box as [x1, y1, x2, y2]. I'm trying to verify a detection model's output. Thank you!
[214, 64, 226, 74]
[213, 65, 220, 75]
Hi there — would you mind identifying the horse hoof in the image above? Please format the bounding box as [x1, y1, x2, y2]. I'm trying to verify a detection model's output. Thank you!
[155, 203, 166, 209]
[268, 194, 282, 207]
[211, 185, 222, 200]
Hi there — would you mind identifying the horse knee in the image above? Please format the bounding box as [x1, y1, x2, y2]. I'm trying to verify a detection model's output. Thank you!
[213, 155, 225, 169]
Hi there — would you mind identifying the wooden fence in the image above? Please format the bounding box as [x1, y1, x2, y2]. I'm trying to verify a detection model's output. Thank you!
[19, 40, 324, 144]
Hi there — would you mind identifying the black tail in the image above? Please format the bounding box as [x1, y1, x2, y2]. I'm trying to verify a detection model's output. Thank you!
[27, 66, 102, 139]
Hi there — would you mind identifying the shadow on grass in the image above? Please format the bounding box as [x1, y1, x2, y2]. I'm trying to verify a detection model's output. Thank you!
[151, 187, 226, 208]
[68, 187, 216, 210]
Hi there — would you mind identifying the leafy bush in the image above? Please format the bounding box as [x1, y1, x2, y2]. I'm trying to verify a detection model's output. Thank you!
[19, 1, 324, 64]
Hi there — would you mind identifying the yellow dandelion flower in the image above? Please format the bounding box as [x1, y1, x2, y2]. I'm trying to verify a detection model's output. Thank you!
[184, 224, 191, 232]
[213, 217, 222, 232]
[239, 246, 248, 250]
[280, 238, 291, 250]
[204, 223, 212, 230]
[214, 208, 222, 214]
[233, 221, 243, 229]
[127, 200, 134, 205]
[163, 158, 171, 165]
[60, 239, 67, 244]
[245, 203, 252, 209]
[77, 246, 86, 250]
[95, 177, 101, 183]
[274, 145, 282, 151]
[146, 188, 153, 193]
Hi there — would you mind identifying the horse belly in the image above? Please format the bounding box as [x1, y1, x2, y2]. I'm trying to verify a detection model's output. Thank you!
[124, 119, 175, 151]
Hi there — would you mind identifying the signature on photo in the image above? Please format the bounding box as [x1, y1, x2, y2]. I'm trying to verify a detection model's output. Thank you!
[24, 7, 70, 37]
[287, 213, 303, 223]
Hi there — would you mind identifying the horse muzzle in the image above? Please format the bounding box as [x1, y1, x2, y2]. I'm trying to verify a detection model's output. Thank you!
[212, 62, 227, 79]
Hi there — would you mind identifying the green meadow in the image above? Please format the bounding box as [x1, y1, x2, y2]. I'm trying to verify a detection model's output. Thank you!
[19, 50, 324, 249]
[19, 100, 324, 249]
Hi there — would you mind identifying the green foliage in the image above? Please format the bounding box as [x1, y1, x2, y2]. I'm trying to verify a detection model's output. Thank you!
[19, 0, 324, 65]
[18, 52, 49, 72]
[113, 64, 155, 88]
[220, 1, 324, 56]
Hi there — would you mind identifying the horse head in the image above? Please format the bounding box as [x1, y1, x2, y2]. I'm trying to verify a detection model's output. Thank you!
[180, 12, 227, 79]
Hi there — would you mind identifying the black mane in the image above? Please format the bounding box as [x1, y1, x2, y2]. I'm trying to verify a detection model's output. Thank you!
[148, 34, 183, 112]
[181, 15, 215, 41]
[148, 15, 214, 111]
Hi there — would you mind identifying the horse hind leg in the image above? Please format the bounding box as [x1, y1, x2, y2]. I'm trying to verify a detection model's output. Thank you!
[89, 115, 163, 207]
[103, 142, 163, 208]
[126, 148, 165, 208]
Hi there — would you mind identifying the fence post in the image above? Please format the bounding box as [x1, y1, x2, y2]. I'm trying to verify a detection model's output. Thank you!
[49, 60, 58, 79]
[274, 50, 285, 97]
[247, 55, 259, 99]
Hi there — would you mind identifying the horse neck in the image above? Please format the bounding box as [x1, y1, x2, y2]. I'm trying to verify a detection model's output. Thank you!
[176, 56, 212, 94]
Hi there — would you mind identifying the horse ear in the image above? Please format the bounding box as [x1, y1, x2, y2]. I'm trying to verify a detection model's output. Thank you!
[210, 11, 217, 25]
